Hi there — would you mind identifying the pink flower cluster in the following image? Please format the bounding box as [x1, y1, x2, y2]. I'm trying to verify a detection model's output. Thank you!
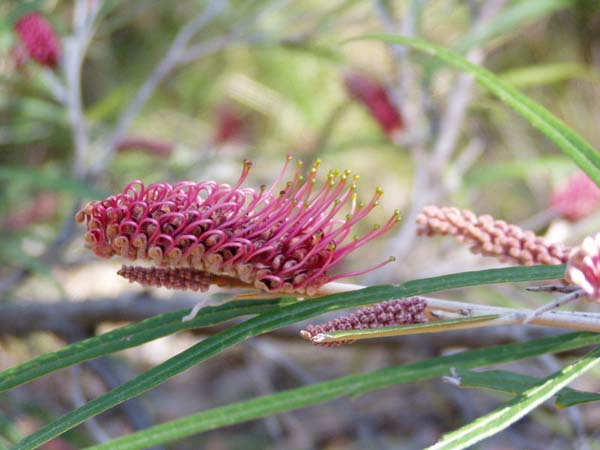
[116, 136, 174, 157]
[14, 12, 61, 69]
[301, 297, 428, 346]
[213, 103, 247, 145]
[566, 233, 600, 302]
[343, 71, 404, 138]
[76, 157, 400, 296]
[417, 205, 569, 266]
[549, 171, 600, 222]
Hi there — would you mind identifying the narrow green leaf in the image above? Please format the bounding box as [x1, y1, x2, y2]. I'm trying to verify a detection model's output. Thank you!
[427, 346, 600, 450]
[455, 368, 600, 408]
[10, 265, 568, 450]
[84, 332, 600, 450]
[349, 35, 600, 187]
[500, 62, 598, 88]
[464, 156, 570, 187]
[0, 299, 287, 393]
[454, 0, 571, 55]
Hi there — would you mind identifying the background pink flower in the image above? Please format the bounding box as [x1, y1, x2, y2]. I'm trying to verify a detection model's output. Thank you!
[549, 171, 600, 222]
[14, 12, 61, 69]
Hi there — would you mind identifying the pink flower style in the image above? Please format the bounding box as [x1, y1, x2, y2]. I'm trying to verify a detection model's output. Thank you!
[566, 233, 600, 302]
[14, 12, 61, 69]
[549, 171, 600, 222]
[343, 71, 404, 138]
[76, 157, 400, 296]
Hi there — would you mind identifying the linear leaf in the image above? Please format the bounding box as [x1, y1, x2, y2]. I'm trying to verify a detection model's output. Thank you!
[10, 265, 567, 450]
[0, 299, 287, 392]
[454, 368, 600, 408]
[350, 35, 600, 187]
[427, 346, 600, 450]
[85, 332, 600, 450]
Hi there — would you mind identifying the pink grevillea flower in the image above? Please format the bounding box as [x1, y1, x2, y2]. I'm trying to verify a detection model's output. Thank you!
[565, 233, 600, 302]
[76, 157, 400, 296]
[549, 171, 600, 222]
[343, 70, 404, 138]
[417, 205, 569, 266]
[300, 297, 427, 346]
[14, 12, 61, 69]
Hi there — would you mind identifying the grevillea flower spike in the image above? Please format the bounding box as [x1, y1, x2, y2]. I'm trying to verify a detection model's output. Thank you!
[417, 205, 569, 266]
[76, 156, 400, 296]
[14, 12, 61, 69]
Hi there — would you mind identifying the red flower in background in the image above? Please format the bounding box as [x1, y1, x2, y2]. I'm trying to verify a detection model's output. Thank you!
[549, 171, 600, 222]
[213, 103, 246, 145]
[116, 136, 175, 157]
[14, 12, 61, 69]
[343, 71, 404, 139]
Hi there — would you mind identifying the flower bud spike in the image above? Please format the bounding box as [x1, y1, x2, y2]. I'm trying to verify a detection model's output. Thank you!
[302, 297, 426, 346]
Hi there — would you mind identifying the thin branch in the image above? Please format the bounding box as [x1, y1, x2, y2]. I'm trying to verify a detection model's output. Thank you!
[0, 295, 202, 336]
[373, 0, 507, 282]
[69, 366, 112, 443]
[64, 0, 102, 180]
[88, 0, 227, 178]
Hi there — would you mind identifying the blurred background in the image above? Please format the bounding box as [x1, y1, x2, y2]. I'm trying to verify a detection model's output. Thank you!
[1, 0, 600, 449]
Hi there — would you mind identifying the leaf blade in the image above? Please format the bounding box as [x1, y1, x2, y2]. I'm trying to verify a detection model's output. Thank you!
[11, 265, 566, 450]
[85, 332, 600, 450]
[427, 347, 600, 450]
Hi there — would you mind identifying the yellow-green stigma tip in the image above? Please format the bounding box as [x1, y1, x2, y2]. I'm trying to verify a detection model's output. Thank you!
[296, 160, 303, 167]
[344, 169, 351, 176]
[375, 187, 384, 194]
[388, 256, 396, 262]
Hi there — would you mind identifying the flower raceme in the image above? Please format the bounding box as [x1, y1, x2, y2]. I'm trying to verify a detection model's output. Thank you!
[343, 71, 404, 139]
[76, 157, 400, 296]
[14, 12, 61, 69]
[301, 297, 428, 346]
[416, 205, 569, 266]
